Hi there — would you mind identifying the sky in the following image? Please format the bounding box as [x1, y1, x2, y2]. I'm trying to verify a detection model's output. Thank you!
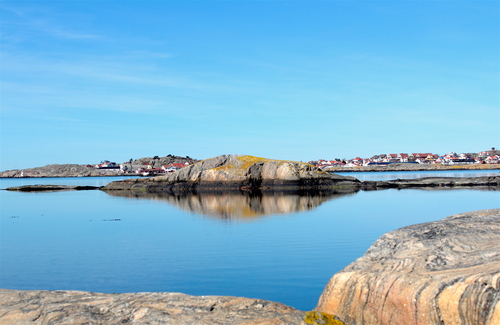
[1, 0, 499, 170]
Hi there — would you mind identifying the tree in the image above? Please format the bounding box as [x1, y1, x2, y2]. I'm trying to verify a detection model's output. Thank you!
[152, 156, 160, 168]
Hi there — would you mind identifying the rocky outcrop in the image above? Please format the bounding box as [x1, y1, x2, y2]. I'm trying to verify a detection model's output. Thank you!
[5, 185, 100, 192]
[316, 209, 500, 325]
[0, 156, 198, 178]
[361, 176, 500, 189]
[103, 155, 360, 192]
[0, 164, 120, 178]
[103, 190, 357, 220]
[0, 290, 306, 325]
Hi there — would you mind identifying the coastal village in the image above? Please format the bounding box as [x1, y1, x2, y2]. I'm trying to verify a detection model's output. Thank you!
[91, 148, 500, 176]
[308, 148, 500, 169]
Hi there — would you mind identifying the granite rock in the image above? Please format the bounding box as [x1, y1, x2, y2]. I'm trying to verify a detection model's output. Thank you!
[0, 290, 307, 325]
[316, 209, 500, 325]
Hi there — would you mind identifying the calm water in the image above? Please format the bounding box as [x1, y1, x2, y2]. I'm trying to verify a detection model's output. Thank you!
[1, 172, 499, 311]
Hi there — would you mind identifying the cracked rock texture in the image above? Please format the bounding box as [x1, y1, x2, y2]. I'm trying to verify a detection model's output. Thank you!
[316, 209, 500, 325]
[0, 290, 306, 325]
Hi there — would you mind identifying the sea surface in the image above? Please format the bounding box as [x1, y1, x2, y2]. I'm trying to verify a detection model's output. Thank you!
[1, 171, 499, 311]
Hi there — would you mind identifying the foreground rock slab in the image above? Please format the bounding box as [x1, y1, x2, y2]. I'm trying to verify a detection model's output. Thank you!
[316, 209, 500, 325]
[0, 290, 307, 325]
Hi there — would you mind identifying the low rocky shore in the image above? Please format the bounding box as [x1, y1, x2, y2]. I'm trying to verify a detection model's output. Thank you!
[0, 164, 122, 178]
[361, 175, 500, 189]
[0, 290, 309, 325]
[1, 209, 497, 325]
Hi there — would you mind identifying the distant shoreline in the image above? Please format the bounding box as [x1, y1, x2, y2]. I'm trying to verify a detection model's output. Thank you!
[1, 162, 499, 178]
[324, 163, 500, 173]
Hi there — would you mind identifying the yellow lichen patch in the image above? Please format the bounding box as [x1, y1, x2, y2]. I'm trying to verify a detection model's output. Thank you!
[209, 155, 323, 179]
[235, 155, 272, 168]
[211, 155, 270, 172]
[303, 311, 345, 325]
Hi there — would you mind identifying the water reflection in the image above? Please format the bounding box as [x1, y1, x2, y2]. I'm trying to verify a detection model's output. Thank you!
[104, 190, 357, 220]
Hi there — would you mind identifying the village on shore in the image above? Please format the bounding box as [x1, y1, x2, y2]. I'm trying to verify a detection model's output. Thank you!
[90, 148, 500, 176]
[308, 148, 500, 169]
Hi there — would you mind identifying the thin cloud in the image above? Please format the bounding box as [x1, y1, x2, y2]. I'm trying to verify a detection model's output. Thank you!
[1, 3, 100, 40]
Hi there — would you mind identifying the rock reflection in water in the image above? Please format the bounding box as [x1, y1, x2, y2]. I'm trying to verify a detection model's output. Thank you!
[104, 190, 357, 220]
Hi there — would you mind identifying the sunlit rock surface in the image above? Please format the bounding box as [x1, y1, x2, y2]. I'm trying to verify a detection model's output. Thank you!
[316, 209, 500, 325]
[103, 190, 356, 220]
[102, 155, 359, 192]
[0, 290, 306, 325]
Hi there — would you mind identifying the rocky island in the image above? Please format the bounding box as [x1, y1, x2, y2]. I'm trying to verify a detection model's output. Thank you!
[102, 154, 360, 193]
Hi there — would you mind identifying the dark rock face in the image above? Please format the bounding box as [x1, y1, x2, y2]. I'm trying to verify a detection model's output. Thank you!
[316, 209, 500, 325]
[103, 155, 360, 193]
[362, 176, 500, 189]
[0, 290, 306, 325]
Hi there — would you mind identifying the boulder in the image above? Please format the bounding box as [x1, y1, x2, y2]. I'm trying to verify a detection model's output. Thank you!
[316, 209, 500, 325]
[103, 155, 359, 192]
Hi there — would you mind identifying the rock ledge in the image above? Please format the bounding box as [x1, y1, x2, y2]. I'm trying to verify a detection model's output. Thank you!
[316, 208, 500, 325]
[0, 290, 307, 325]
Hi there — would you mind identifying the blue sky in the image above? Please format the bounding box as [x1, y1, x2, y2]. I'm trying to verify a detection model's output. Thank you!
[1, 0, 498, 170]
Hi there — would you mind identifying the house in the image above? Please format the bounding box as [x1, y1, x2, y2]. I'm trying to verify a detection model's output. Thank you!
[485, 156, 500, 164]
[95, 161, 119, 169]
[398, 153, 409, 162]
[411, 153, 438, 164]
[387, 154, 399, 162]
[162, 163, 189, 173]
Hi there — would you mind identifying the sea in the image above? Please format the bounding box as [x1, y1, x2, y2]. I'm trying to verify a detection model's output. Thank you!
[1, 170, 499, 311]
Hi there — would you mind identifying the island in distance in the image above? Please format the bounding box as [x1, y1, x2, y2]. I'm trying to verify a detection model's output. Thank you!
[0, 154, 197, 178]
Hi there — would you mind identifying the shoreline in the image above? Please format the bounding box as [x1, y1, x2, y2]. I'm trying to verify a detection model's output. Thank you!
[2, 163, 499, 178]
[323, 163, 500, 173]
